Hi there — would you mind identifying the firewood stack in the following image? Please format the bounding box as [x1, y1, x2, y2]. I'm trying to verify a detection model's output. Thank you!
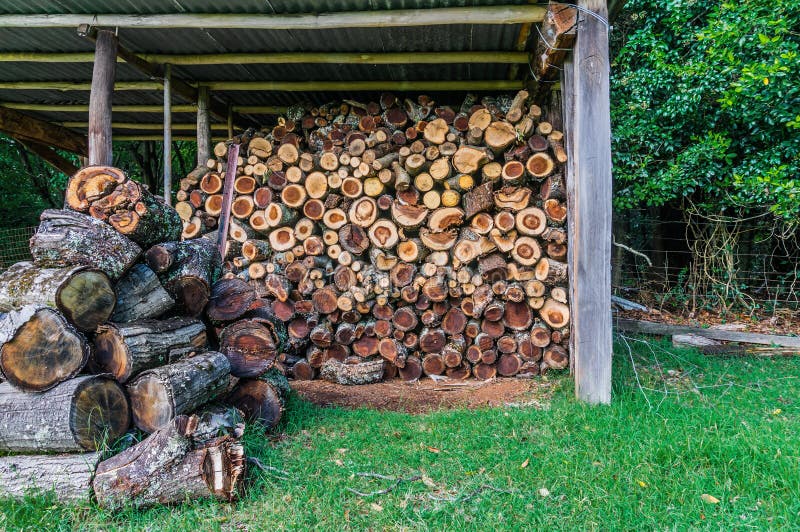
[0, 166, 289, 505]
[179, 90, 571, 382]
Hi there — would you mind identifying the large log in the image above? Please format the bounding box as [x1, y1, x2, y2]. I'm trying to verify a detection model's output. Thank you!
[111, 263, 175, 322]
[0, 306, 89, 391]
[219, 319, 280, 378]
[94, 317, 208, 383]
[30, 209, 141, 281]
[320, 357, 385, 385]
[93, 415, 246, 509]
[206, 277, 256, 322]
[107, 186, 183, 248]
[0, 452, 100, 502]
[0, 262, 115, 332]
[146, 239, 223, 317]
[0, 375, 129, 452]
[225, 369, 289, 431]
[126, 351, 231, 433]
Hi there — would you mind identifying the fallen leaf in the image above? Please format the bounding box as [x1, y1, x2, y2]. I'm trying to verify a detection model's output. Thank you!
[538, 487, 550, 498]
[333, 459, 344, 466]
[701, 494, 720, 504]
[427, 446, 441, 454]
[422, 475, 437, 488]
[371, 503, 383, 512]
[520, 458, 530, 469]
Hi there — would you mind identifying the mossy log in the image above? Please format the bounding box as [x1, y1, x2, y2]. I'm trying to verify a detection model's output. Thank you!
[320, 357, 385, 385]
[126, 351, 231, 433]
[94, 317, 208, 383]
[146, 239, 223, 317]
[0, 306, 89, 391]
[0, 452, 101, 502]
[93, 415, 246, 509]
[108, 188, 183, 248]
[111, 264, 175, 322]
[0, 262, 115, 332]
[0, 375, 130, 452]
[30, 209, 141, 281]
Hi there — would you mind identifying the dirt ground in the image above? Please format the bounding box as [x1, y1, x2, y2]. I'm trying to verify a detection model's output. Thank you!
[291, 376, 556, 413]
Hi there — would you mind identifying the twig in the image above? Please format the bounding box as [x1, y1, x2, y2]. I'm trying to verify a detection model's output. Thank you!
[613, 234, 653, 266]
[428, 484, 515, 502]
[346, 472, 422, 497]
[247, 457, 292, 479]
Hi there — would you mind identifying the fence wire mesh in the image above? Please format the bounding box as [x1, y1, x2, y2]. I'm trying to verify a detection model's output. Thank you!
[0, 226, 35, 270]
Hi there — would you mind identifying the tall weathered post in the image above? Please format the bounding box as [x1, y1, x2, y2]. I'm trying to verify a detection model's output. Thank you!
[196, 86, 211, 165]
[88, 30, 117, 166]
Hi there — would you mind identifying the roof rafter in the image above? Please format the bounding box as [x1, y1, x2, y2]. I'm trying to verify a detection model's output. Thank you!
[0, 106, 87, 155]
[0, 6, 545, 29]
[0, 80, 522, 91]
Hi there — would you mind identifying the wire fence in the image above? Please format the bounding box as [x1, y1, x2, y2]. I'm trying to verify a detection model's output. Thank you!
[0, 226, 34, 270]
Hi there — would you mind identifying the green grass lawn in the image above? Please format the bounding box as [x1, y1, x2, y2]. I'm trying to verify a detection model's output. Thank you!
[2, 335, 800, 531]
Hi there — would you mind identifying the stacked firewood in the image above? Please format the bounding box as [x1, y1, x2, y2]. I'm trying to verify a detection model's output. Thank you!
[179, 90, 571, 382]
[0, 168, 288, 505]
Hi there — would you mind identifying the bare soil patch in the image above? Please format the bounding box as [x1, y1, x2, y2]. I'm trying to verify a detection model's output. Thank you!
[291, 377, 556, 413]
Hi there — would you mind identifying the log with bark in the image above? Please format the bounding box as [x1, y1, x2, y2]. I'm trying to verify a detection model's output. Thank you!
[111, 263, 175, 322]
[225, 368, 290, 430]
[0, 375, 130, 452]
[30, 209, 141, 281]
[93, 414, 245, 508]
[94, 317, 208, 383]
[0, 262, 115, 332]
[0, 452, 101, 502]
[0, 305, 89, 391]
[126, 351, 231, 433]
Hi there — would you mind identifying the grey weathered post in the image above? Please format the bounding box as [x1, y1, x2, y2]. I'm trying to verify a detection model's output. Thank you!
[564, 0, 612, 404]
[88, 30, 117, 166]
[196, 86, 211, 165]
[163, 64, 172, 205]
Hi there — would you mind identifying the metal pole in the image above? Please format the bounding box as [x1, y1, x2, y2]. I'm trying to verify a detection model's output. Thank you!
[163, 63, 172, 205]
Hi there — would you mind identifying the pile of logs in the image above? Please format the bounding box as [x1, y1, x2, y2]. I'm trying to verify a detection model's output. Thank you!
[0, 167, 289, 505]
[179, 90, 571, 382]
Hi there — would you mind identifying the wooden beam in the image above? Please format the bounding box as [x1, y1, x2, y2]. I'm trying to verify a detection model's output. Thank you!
[217, 143, 240, 259]
[0, 51, 528, 65]
[114, 135, 227, 142]
[202, 80, 522, 91]
[0, 80, 522, 92]
[2, 103, 286, 114]
[0, 107, 87, 155]
[2, 103, 198, 113]
[533, 3, 578, 102]
[60, 122, 229, 131]
[615, 319, 800, 349]
[0, 6, 546, 29]
[567, 0, 612, 404]
[163, 64, 172, 205]
[15, 139, 79, 176]
[196, 87, 211, 165]
[88, 30, 117, 166]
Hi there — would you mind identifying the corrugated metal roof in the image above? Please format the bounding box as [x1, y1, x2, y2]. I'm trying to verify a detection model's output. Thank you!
[0, 1, 539, 138]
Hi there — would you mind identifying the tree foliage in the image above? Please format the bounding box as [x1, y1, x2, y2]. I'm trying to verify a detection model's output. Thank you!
[611, 0, 800, 219]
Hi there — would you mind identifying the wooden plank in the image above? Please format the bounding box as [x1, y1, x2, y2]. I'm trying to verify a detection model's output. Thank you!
[0, 107, 87, 155]
[196, 87, 211, 165]
[616, 319, 800, 349]
[15, 139, 79, 176]
[163, 64, 172, 206]
[569, 0, 612, 405]
[60, 122, 229, 131]
[562, 58, 576, 375]
[0, 81, 157, 90]
[216, 143, 240, 259]
[3, 103, 286, 115]
[0, 51, 527, 65]
[0, 6, 546, 29]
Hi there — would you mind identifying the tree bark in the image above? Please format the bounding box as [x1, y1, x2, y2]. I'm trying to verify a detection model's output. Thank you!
[127, 351, 231, 433]
[0, 375, 129, 452]
[94, 317, 208, 383]
[0, 452, 100, 502]
[111, 264, 175, 322]
[0, 262, 115, 332]
[30, 209, 141, 281]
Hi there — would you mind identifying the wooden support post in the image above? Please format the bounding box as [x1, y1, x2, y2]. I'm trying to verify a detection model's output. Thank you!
[226, 106, 234, 139]
[196, 87, 211, 165]
[163, 64, 172, 205]
[88, 30, 117, 165]
[217, 143, 240, 259]
[564, 0, 612, 404]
